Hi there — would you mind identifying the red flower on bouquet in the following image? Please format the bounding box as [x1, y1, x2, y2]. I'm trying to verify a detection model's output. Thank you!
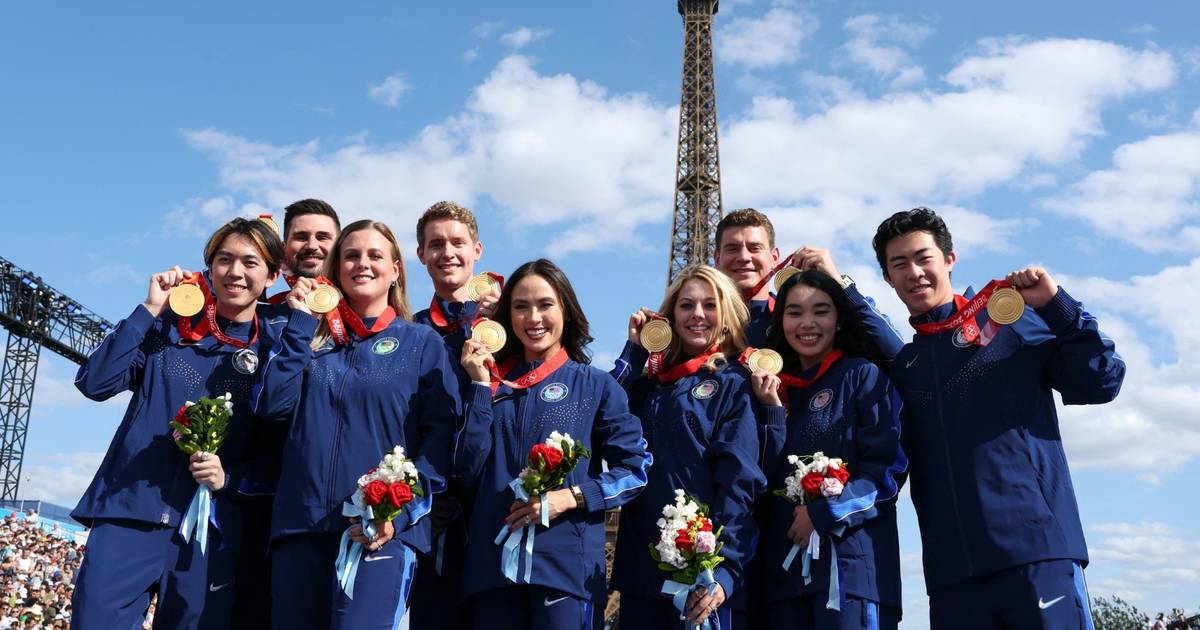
[362, 480, 389, 507]
[529, 443, 563, 472]
[388, 482, 413, 508]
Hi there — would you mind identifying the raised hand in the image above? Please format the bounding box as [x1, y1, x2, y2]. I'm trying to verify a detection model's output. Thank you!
[1005, 266, 1058, 309]
[144, 266, 192, 317]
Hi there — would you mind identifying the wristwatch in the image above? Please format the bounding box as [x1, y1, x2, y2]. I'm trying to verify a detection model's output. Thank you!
[837, 274, 854, 289]
[571, 484, 587, 510]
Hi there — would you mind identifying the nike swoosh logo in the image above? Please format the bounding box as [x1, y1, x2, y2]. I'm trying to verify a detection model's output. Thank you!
[363, 555, 394, 563]
[905, 355, 918, 368]
[544, 595, 569, 607]
[209, 583, 230, 592]
[1038, 595, 1065, 609]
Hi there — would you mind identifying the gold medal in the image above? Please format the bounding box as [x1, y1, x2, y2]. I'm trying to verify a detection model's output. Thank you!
[305, 284, 340, 314]
[745, 348, 783, 375]
[466, 273, 502, 301]
[472, 319, 507, 354]
[987, 287, 1025, 325]
[639, 318, 673, 353]
[257, 214, 280, 236]
[773, 265, 800, 292]
[169, 283, 205, 317]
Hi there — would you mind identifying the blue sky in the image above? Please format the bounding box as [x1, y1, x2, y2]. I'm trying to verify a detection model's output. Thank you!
[4, 1, 1200, 624]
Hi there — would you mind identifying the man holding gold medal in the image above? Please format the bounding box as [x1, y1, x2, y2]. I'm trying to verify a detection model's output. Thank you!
[410, 201, 502, 629]
[872, 207, 1126, 630]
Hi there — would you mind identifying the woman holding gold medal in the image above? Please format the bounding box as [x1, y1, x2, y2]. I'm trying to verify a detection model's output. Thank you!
[455, 258, 651, 630]
[612, 265, 765, 630]
[70, 218, 285, 630]
[252, 219, 460, 630]
[747, 269, 908, 630]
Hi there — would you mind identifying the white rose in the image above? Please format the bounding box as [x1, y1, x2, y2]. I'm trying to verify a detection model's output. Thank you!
[695, 531, 717, 554]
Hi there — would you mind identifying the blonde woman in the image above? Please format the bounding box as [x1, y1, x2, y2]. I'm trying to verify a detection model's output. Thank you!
[254, 220, 459, 630]
[612, 265, 765, 630]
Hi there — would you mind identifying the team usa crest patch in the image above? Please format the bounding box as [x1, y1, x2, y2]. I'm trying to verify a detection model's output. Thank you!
[952, 328, 973, 348]
[692, 379, 719, 399]
[809, 388, 834, 411]
[372, 337, 399, 355]
[540, 383, 569, 402]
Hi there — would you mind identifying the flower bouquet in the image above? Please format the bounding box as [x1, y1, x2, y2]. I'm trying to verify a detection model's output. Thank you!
[336, 446, 422, 598]
[649, 490, 725, 630]
[169, 393, 233, 554]
[775, 451, 849, 610]
[495, 431, 589, 583]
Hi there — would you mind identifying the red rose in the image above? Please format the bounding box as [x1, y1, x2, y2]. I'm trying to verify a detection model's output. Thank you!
[529, 444, 563, 472]
[174, 406, 190, 427]
[801, 472, 825, 497]
[674, 528, 694, 553]
[388, 482, 413, 508]
[829, 466, 850, 484]
[699, 518, 713, 533]
[362, 480, 388, 506]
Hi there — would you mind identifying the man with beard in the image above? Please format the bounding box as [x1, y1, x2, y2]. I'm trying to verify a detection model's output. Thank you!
[235, 199, 341, 628]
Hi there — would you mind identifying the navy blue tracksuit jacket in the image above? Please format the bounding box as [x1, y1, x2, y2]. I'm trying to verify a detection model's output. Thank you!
[758, 356, 907, 609]
[611, 363, 765, 603]
[889, 287, 1125, 593]
[455, 358, 652, 602]
[73, 304, 286, 529]
[252, 310, 461, 552]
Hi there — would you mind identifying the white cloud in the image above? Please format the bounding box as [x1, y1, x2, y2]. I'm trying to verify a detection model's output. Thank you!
[463, 47, 479, 63]
[716, 6, 817, 69]
[20, 452, 105, 507]
[499, 26, 551, 50]
[184, 55, 677, 257]
[720, 38, 1175, 248]
[1043, 125, 1200, 252]
[1054, 258, 1200, 475]
[1087, 522, 1200, 601]
[842, 14, 931, 87]
[471, 21, 502, 40]
[368, 73, 411, 108]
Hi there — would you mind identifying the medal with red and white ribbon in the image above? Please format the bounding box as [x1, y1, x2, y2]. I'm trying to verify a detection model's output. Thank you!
[653, 345, 720, 383]
[912, 280, 1025, 347]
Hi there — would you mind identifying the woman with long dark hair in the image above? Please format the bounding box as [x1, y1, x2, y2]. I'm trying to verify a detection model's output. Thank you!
[749, 269, 907, 629]
[254, 219, 460, 630]
[456, 258, 651, 630]
[612, 264, 764, 630]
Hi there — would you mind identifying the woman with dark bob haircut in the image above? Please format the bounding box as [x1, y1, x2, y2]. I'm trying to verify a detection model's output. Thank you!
[748, 269, 908, 630]
[456, 258, 652, 630]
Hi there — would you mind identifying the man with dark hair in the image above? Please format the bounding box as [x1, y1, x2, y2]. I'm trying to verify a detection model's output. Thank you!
[281, 199, 341, 279]
[872, 206, 1125, 629]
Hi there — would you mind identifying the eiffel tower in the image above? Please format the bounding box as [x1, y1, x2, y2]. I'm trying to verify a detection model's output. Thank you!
[667, 0, 723, 284]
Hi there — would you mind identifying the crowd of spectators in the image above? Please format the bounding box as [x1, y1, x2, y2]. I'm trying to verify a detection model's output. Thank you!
[0, 511, 82, 629]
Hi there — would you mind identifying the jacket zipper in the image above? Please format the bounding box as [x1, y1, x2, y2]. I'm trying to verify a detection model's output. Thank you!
[930, 338, 973, 576]
[327, 342, 357, 516]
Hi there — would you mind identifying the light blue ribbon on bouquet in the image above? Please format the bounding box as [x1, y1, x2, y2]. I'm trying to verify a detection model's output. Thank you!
[493, 478, 549, 584]
[660, 568, 718, 630]
[790, 530, 840, 611]
[334, 500, 377, 599]
[178, 485, 221, 554]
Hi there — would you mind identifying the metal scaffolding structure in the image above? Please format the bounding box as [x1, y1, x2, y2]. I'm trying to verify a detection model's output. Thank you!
[0, 255, 113, 500]
[668, 0, 724, 285]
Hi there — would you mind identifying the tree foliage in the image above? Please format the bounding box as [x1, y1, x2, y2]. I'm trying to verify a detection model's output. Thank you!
[1091, 595, 1147, 630]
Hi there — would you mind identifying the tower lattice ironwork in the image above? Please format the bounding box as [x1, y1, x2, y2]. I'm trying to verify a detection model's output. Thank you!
[668, 0, 723, 284]
[0, 255, 113, 501]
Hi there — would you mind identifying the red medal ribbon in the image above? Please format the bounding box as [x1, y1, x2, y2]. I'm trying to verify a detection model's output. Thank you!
[743, 254, 795, 303]
[333, 303, 396, 345]
[428, 272, 505, 334]
[654, 345, 720, 383]
[176, 275, 259, 349]
[776, 349, 843, 407]
[911, 280, 1012, 346]
[488, 347, 569, 396]
[266, 274, 299, 305]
